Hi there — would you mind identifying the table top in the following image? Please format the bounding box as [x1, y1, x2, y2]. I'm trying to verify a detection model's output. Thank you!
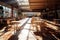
[11, 21, 20, 24]
[45, 22, 58, 31]
[45, 20, 60, 26]
[33, 20, 43, 23]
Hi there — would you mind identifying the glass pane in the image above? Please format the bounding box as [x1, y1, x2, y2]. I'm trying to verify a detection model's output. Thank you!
[21, 3, 29, 5]
[17, 0, 29, 5]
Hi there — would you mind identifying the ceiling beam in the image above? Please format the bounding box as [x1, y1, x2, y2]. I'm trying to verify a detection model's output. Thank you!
[29, 0, 47, 3]
[30, 3, 47, 6]
[30, 6, 46, 9]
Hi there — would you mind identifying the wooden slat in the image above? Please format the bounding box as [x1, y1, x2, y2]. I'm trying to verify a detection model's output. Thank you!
[29, 0, 47, 3]
[29, 0, 56, 3]
[30, 6, 46, 9]
[30, 3, 47, 6]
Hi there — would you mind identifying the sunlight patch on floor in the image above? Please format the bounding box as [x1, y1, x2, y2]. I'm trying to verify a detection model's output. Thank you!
[18, 18, 37, 40]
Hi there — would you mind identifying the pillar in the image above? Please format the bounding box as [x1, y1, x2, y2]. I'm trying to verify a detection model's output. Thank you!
[11, 6, 14, 17]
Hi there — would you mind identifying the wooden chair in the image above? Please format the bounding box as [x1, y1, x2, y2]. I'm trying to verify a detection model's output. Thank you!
[31, 17, 37, 31]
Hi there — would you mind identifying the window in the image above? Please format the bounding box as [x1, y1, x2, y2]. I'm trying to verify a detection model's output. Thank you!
[17, 0, 29, 5]
[17, 0, 30, 9]
[13, 9, 18, 17]
[3, 6, 11, 18]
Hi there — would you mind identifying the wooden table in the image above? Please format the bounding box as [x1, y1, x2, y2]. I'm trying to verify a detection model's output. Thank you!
[45, 22, 59, 31]
[11, 21, 20, 34]
[43, 19, 60, 26]
[33, 20, 43, 32]
[33, 20, 57, 32]
[39, 19, 60, 30]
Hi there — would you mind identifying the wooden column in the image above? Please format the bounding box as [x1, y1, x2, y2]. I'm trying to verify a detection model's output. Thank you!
[11, 6, 14, 17]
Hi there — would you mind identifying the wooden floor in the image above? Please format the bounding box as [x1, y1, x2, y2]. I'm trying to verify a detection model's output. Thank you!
[8, 18, 60, 40]
[9, 18, 38, 40]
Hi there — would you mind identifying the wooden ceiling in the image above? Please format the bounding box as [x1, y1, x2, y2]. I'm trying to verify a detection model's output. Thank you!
[29, 0, 60, 10]
[29, 0, 47, 10]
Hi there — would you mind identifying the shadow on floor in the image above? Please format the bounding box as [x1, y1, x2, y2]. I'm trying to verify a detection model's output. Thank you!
[8, 29, 22, 40]
[8, 35, 18, 40]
